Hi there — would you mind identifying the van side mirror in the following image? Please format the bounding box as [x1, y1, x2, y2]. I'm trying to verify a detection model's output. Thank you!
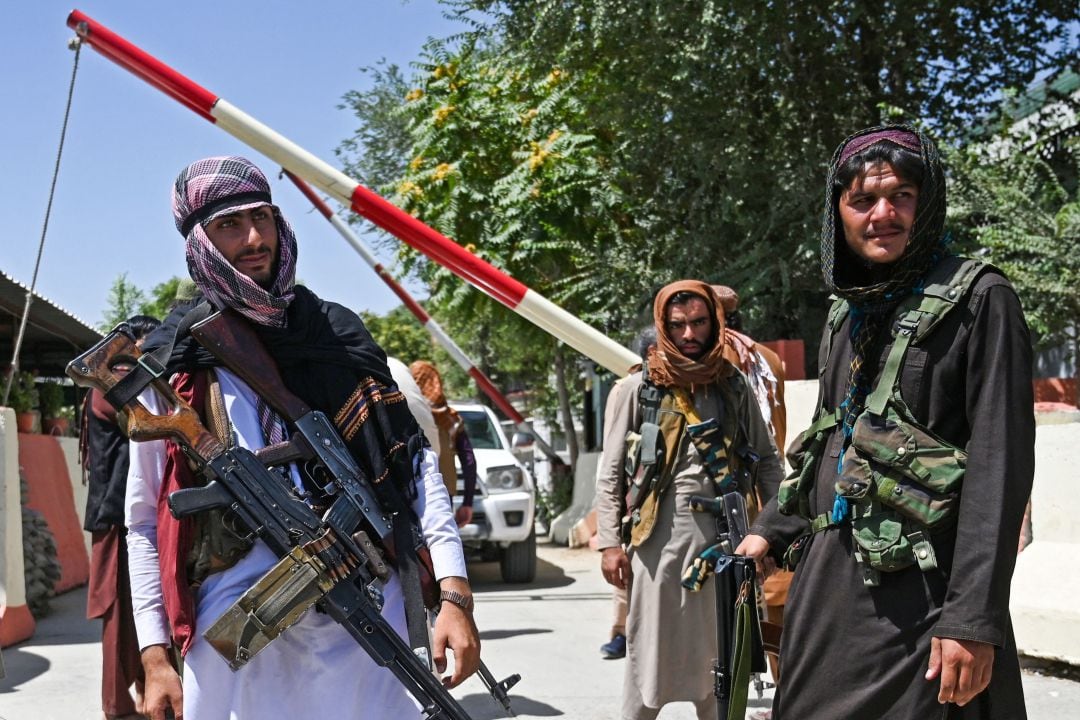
[511, 432, 535, 449]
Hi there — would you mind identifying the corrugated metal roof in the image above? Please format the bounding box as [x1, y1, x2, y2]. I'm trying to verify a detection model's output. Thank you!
[0, 269, 102, 378]
[1005, 68, 1080, 122]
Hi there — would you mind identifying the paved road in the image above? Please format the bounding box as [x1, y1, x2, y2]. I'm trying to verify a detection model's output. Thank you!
[2, 540, 1077, 719]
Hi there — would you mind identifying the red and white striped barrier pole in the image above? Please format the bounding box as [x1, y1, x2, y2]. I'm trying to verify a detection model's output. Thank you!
[283, 170, 567, 466]
[67, 10, 638, 378]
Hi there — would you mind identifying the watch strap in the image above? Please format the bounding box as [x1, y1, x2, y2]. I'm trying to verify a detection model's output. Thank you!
[439, 589, 474, 612]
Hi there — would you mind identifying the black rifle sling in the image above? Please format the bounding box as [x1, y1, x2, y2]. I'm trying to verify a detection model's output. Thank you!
[104, 301, 213, 409]
[637, 363, 665, 474]
[392, 509, 431, 660]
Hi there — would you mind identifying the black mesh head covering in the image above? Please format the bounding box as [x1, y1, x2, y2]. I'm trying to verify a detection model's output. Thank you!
[821, 125, 951, 522]
[821, 124, 948, 305]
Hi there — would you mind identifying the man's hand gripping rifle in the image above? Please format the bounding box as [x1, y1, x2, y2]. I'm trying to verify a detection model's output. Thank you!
[684, 488, 766, 720]
[66, 322, 476, 720]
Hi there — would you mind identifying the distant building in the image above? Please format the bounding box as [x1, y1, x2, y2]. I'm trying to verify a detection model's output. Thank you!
[1, 269, 101, 379]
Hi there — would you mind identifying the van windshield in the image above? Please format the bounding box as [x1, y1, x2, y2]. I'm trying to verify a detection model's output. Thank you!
[459, 410, 504, 450]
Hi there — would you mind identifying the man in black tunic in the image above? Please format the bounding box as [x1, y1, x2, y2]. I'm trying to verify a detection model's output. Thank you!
[81, 314, 161, 719]
[737, 126, 1034, 718]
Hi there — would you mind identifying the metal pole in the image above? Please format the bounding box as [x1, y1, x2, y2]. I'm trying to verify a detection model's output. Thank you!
[282, 170, 566, 466]
[66, 10, 638, 378]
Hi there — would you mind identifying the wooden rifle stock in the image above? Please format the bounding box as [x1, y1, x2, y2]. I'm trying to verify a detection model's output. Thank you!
[190, 310, 311, 420]
[66, 326, 223, 463]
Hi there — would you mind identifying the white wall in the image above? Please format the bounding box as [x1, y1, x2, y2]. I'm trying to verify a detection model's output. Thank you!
[0, 407, 27, 610]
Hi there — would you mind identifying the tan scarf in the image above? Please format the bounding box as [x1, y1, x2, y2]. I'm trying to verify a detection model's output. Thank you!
[646, 280, 730, 388]
[409, 360, 462, 437]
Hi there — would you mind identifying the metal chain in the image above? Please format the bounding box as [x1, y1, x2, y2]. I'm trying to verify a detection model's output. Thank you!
[3, 38, 82, 406]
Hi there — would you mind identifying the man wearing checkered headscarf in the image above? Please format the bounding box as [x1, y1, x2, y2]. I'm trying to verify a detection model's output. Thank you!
[173, 156, 297, 326]
[741, 127, 1034, 719]
[125, 156, 480, 719]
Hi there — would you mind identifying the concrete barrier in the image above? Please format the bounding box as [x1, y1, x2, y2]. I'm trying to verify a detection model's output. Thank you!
[0, 407, 34, 647]
[549, 451, 601, 546]
[1011, 412, 1080, 664]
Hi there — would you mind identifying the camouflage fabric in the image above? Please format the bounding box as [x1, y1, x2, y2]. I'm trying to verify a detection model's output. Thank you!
[838, 401, 965, 530]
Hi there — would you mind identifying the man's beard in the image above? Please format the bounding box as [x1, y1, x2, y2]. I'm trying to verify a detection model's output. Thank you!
[682, 339, 713, 361]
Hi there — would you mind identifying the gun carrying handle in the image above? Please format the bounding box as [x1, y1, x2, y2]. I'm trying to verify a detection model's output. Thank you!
[190, 309, 311, 421]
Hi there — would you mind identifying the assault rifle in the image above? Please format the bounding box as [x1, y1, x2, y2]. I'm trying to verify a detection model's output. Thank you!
[67, 324, 476, 720]
[188, 308, 520, 716]
[687, 492, 766, 720]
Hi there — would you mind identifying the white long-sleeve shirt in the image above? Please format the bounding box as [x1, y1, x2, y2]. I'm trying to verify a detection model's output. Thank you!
[126, 369, 466, 719]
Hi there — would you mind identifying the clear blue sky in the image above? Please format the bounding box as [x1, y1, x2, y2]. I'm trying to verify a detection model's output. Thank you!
[2, 1, 465, 330]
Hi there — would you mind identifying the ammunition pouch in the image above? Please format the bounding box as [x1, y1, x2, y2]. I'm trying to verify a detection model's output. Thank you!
[624, 408, 685, 547]
[849, 509, 939, 586]
[187, 508, 256, 589]
[777, 410, 839, 519]
[839, 401, 965, 530]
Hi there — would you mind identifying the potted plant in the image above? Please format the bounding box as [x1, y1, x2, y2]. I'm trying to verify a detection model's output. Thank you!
[39, 380, 70, 436]
[7, 370, 39, 433]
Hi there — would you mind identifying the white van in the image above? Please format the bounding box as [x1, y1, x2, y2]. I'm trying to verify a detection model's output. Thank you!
[449, 402, 537, 583]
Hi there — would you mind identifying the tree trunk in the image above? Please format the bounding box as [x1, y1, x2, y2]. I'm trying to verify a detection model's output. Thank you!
[553, 343, 579, 473]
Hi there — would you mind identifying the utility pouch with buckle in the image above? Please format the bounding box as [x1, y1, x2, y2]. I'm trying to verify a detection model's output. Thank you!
[848, 509, 939, 586]
[843, 405, 965, 530]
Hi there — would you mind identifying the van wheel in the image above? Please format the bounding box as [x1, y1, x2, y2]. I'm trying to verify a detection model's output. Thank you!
[499, 529, 537, 583]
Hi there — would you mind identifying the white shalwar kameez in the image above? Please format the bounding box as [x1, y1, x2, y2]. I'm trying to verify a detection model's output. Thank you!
[126, 369, 466, 720]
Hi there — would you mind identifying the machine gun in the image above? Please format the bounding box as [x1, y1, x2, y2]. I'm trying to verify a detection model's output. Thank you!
[188, 308, 520, 716]
[67, 323, 476, 720]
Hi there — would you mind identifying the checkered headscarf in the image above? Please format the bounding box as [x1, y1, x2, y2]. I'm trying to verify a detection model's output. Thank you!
[173, 156, 298, 328]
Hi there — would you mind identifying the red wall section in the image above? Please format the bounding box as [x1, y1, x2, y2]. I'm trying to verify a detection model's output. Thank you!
[1033, 377, 1078, 407]
[760, 339, 806, 381]
[18, 434, 89, 592]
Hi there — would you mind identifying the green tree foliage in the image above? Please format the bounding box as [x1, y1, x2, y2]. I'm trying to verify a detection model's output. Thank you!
[948, 138, 1080, 359]
[339, 0, 1077, 386]
[100, 274, 185, 329]
[99, 273, 148, 331]
[358, 305, 474, 401]
[442, 0, 1079, 347]
[141, 277, 184, 320]
[339, 39, 630, 432]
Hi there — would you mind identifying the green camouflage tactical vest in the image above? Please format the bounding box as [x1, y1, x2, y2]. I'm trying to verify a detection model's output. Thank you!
[778, 257, 989, 586]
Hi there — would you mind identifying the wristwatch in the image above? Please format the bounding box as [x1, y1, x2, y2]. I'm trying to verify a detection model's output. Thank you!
[439, 589, 474, 613]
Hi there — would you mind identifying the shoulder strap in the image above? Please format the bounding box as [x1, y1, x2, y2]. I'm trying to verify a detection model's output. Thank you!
[805, 297, 850, 424]
[865, 258, 988, 414]
[104, 301, 214, 409]
[638, 362, 664, 427]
